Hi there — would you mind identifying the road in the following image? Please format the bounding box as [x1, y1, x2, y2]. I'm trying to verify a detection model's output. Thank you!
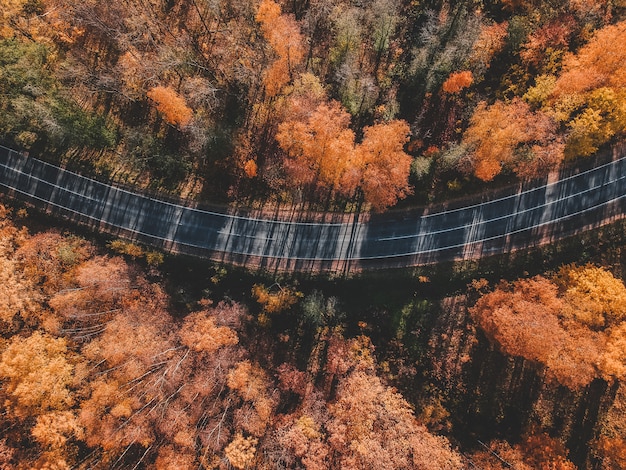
[1, 144, 625, 271]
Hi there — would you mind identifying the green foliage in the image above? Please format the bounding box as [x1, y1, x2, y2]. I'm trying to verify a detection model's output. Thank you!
[411, 156, 432, 180]
[0, 39, 116, 154]
[300, 290, 342, 328]
[125, 128, 191, 188]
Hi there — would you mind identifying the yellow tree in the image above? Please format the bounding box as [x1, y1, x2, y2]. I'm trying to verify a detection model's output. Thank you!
[549, 21, 626, 157]
[0, 331, 76, 418]
[555, 264, 626, 328]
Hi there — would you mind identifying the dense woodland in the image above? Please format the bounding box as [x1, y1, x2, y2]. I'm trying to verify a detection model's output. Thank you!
[3, 0, 626, 469]
[0, 0, 625, 209]
[4, 201, 626, 469]
[0, 198, 623, 469]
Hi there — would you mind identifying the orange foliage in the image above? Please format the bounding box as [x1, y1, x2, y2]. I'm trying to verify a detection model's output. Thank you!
[154, 445, 196, 470]
[471, 265, 626, 388]
[469, 434, 576, 469]
[0, 332, 76, 417]
[16, 232, 91, 295]
[442, 71, 474, 94]
[594, 436, 626, 469]
[277, 101, 355, 189]
[31, 411, 83, 449]
[256, 0, 305, 97]
[520, 17, 575, 67]
[179, 310, 239, 352]
[227, 361, 276, 436]
[326, 370, 463, 469]
[252, 283, 302, 314]
[278, 100, 412, 209]
[547, 21, 626, 157]
[470, 22, 509, 69]
[464, 99, 562, 181]
[352, 120, 413, 211]
[243, 159, 258, 178]
[147, 86, 193, 127]
[225, 433, 258, 470]
[553, 22, 626, 97]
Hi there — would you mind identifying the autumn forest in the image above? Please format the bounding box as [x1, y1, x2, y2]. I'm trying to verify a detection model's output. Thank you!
[2, 0, 626, 468]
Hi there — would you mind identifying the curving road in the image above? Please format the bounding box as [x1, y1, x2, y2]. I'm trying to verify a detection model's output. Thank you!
[1, 144, 626, 271]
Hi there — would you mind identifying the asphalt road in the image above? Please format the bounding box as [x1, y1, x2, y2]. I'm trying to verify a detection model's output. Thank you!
[1, 144, 625, 271]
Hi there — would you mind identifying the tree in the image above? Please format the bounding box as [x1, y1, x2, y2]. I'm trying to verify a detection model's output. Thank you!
[468, 434, 576, 469]
[469, 21, 509, 73]
[470, 265, 626, 388]
[442, 71, 473, 94]
[555, 264, 626, 328]
[147, 86, 193, 128]
[252, 283, 302, 315]
[326, 369, 464, 469]
[520, 17, 575, 72]
[256, 0, 305, 97]
[227, 360, 276, 437]
[277, 100, 355, 191]
[31, 411, 83, 449]
[225, 433, 258, 470]
[463, 99, 563, 181]
[16, 232, 91, 296]
[352, 119, 412, 211]
[179, 309, 239, 353]
[0, 331, 76, 418]
[549, 21, 626, 157]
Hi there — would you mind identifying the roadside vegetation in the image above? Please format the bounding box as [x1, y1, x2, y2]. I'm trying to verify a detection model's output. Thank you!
[3, 196, 626, 468]
[3, 1, 626, 469]
[0, 0, 625, 210]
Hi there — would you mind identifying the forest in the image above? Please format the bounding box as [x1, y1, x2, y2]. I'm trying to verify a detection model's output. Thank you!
[2, 0, 626, 469]
[4, 195, 626, 469]
[0, 0, 625, 209]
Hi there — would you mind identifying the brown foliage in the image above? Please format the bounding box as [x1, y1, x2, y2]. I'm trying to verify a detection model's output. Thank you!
[470, 21, 509, 70]
[594, 436, 626, 469]
[469, 434, 576, 469]
[268, 332, 463, 470]
[520, 17, 575, 69]
[16, 232, 91, 295]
